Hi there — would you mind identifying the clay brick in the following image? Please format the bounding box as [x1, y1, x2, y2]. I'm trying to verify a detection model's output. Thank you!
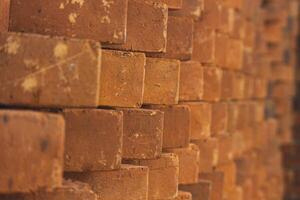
[226, 38, 243, 70]
[216, 134, 233, 164]
[219, 5, 231, 33]
[173, 191, 192, 200]
[199, 0, 222, 30]
[0, 110, 65, 193]
[211, 102, 228, 136]
[228, 10, 245, 39]
[215, 161, 237, 195]
[253, 78, 268, 99]
[227, 102, 238, 133]
[232, 72, 245, 100]
[221, 70, 234, 100]
[170, 0, 203, 19]
[106, 0, 168, 52]
[179, 61, 203, 101]
[181, 102, 211, 140]
[226, 186, 243, 200]
[192, 138, 219, 172]
[179, 180, 212, 200]
[65, 165, 149, 200]
[244, 75, 254, 99]
[99, 50, 145, 108]
[151, 0, 183, 9]
[0, 0, 10, 32]
[119, 108, 164, 159]
[199, 172, 224, 200]
[202, 67, 222, 101]
[0, 32, 100, 108]
[143, 58, 180, 105]
[146, 105, 191, 148]
[126, 154, 179, 200]
[215, 33, 229, 68]
[63, 109, 123, 172]
[224, 0, 243, 10]
[0, 180, 97, 200]
[165, 144, 200, 184]
[9, 0, 128, 44]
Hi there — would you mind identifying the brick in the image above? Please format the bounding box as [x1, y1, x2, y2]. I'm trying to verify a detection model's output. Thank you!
[226, 38, 243, 70]
[219, 5, 231, 34]
[181, 102, 211, 140]
[215, 33, 229, 68]
[0, 110, 65, 193]
[253, 78, 267, 99]
[165, 144, 200, 184]
[211, 102, 228, 136]
[0, 0, 10, 32]
[126, 154, 179, 200]
[244, 75, 254, 99]
[226, 186, 243, 200]
[65, 165, 149, 200]
[0, 180, 97, 200]
[221, 70, 234, 100]
[228, 10, 245, 39]
[216, 134, 233, 164]
[143, 58, 180, 105]
[202, 67, 222, 101]
[9, 0, 128, 44]
[215, 161, 237, 195]
[170, 0, 203, 19]
[119, 108, 163, 159]
[63, 109, 123, 172]
[106, 0, 168, 52]
[0, 32, 100, 108]
[232, 72, 245, 100]
[227, 102, 238, 133]
[179, 180, 212, 200]
[151, 0, 183, 9]
[199, 172, 224, 200]
[198, 0, 222, 30]
[173, 191, 192, 200]
[192, 138, 219, 172]
[179, 61, 203, 101]
[146, 105, 190, 148]
[99, 50, 145, 108]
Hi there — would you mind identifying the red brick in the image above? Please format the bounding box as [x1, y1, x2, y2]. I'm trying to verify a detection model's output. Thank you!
[226, 38, 243, 70]
[228, 10, 245, 39]
[0, 110, 65, 193]
[63, 109, 123, 171]
[0, 180, 97, 200]
[9, 0, 128, 44]
[165, 144, 200, 184]
[227, 102, 238, 133]
[198, 0, 222, 29]
[127, 154, 179, 200]
[193, 138, 219, 172]
[202, 67, 222, 101]
[173, 191, 192, 200]
[119, 108, 164, 159]
[199, 172, 224, 200]
[99, 50, 145, 108]
[0, 0, 10, 32]
[215, 161, 237, 195]
[253, 78, 267, 99]
[146, 105, 191, 148]
[216, 134, 233, 164]
[244, 75, 254, 99]
[179, 180, 212, 200]
[211, 102, 228, 136]
[224, 0, 243, 10]
[106, 0, 168, 52]
[232, 72, 245, 100]
[226, 186, 243, 200]
[221, 70, 234, 100]
[0, 32, 100, 108]
[182, 102, 211, 140]
[170, 0, 203, 19]
[143, 58, 180, 105]
[65, 165, 149, 200]
[151, 0, 183, 9]
[215, 33, 229, 68]
[179, 61, 203, 101]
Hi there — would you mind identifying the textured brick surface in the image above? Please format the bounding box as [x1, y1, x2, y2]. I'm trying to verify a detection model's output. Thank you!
[0, 0, 10, 32]
[179, 180, 212, 200]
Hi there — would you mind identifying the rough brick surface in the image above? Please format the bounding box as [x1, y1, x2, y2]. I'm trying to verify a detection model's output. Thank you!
[0, 32, 101, 108]
[179, 61, 203, 101]
[152, 0, 183, 9]
[170, 0, 203, 19]
[126, 154, 179, 200]
[179, 180, 212, 200]
[0, 110, 65, 193]
[202, 67, 222, 101]
[143, 58, 180, 105]
[0, 0, 10, 32]
[63, 109, 123, 172]
[99, 50, 145, 108]
[211, 102, 228, 136]
[119, 108, 164, 159]
[106, 0, 168, 52]
[199, 172, 225, 200]
[65, 165, 149, 200]
[199, 0, 222, 29]
[216, 161, 237, 197]
[9, 0, 128, 44]
[173, 191, 192, 200]
[146, 105, 191, 148]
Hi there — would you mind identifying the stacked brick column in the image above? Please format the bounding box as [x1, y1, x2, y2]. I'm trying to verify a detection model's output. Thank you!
[0, 0, 298, 200]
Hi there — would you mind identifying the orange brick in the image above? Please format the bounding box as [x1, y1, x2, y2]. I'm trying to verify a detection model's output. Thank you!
[226, 38, 243, 70]
[228, 10, 245, 39]
[0, 0, 10, 32]
[165, 144, 200, 184]
[202, 67, 222, 101]
[63, 109, 123, 171]
[182, 102, 211, 140]
[151, 0, 183, 9]
[179, 61, 203, 101]
[179, 180, 212, 200]
[0, 32, 100, 108]
[106, 0, 168, 52]
[0, 110, 65, 193]
[199, 0, 222, 29]
[173, 191, 192, 200]
[227, 102, 238, 133]
[127, 154, 179, 200]
[244, 75, 254, 99]
[193, 138, 219, 172]
[215, 161, 237, 195]
[221, 70, 234, 100]
[211, 102, 228, 136]
[99, 50, 145, 108]
[120, 108, 164, 159]
[143, 58, 180, 105]
[232, 72, 245, 100]
[170, 0, 203, 19]
[9, 0, 128, 44]
[65, 165, 149, 200]
[216, 134, 233, 164]
[215, 33, 229, 68]
[224, 0, 243, 10]
[146, 105, 191, 148]
[199, 172, 225, 200]
[226, 186, 243, 200]
[253, 78, 268, 99]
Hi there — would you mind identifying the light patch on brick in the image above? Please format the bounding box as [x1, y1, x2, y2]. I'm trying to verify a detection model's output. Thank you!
[5, 36, 21, 55]
[59, 2, 65, 9]
[68, 13, 78, 24]
[22, 76, 38, 92]
[71, 0, 85, 7]
[54, 42, 68, 59]
[24, 59, 40, 70]
[101, 15, 111, 24]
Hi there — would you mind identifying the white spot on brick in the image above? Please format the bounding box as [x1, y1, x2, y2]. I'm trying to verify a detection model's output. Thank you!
[5, 36, 21, 55]
[59, 2, 65, 9]
[22, 77, 38, 92]
[68, 13, 78, 24]
[54, 42, 68, 59]
[101, 15, 111, 24]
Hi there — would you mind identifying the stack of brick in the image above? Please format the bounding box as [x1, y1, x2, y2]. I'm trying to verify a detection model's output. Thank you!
[0, 0, 298, 200]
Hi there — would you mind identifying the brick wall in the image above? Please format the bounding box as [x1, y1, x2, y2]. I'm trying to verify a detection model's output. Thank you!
[0, 0, 298, 199]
